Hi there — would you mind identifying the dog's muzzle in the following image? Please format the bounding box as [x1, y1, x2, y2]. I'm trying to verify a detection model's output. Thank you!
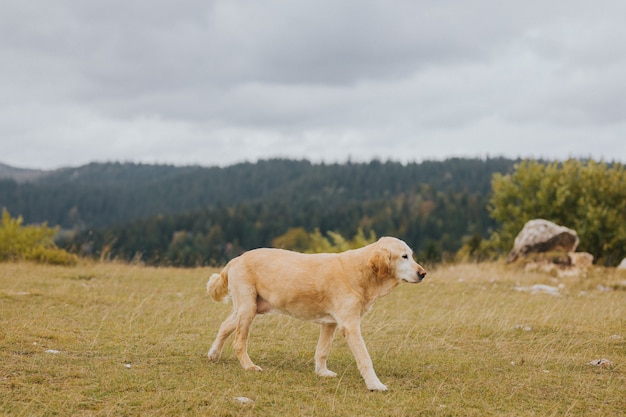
[417, 271, 427, 282]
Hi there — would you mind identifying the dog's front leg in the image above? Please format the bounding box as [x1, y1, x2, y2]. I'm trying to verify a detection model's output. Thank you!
[340, 319, 388, 391]
[315, 323, 337, 377]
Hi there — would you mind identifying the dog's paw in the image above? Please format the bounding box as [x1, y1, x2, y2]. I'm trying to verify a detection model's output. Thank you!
[367, 381, 388, 392]
[207, 349, 220, 362]
[316, 369, 338, 378]
[245, 365, 263, 372]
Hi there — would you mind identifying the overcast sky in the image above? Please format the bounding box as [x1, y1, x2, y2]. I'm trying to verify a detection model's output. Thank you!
[1, 0, 625, 169]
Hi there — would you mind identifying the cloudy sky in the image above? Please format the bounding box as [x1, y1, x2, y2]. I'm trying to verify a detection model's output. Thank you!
[1, 0, 625, 169]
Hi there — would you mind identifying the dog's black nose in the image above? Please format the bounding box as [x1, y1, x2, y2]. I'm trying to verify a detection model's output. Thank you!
[417, 272, 426, 281]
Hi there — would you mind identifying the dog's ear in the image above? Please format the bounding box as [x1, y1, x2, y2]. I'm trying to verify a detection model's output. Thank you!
[369, 248, 391, 278]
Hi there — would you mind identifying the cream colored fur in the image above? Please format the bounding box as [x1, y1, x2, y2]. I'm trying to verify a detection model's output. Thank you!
[206, 236, 427, 391]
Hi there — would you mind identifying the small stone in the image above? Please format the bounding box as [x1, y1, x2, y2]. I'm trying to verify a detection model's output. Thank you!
[234, 397, 255, 405]
[588, 358, 612, 367]
[514, 284, 560, 296]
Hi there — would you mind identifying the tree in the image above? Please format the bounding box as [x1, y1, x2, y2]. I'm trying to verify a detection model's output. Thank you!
[488, 159, 626, 265]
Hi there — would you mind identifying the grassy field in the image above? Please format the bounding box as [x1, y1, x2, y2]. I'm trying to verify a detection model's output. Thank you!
[1, 261, 624, 416]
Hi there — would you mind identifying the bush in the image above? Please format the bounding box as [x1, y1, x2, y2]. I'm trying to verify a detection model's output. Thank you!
[272, 227, 377, 253]
[486, 160, 626, 265]
[0, 209, 77, 265]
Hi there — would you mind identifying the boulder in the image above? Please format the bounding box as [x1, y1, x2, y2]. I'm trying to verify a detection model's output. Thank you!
[568, 252, 594, 268]
[506, 219, 579, 263]
[618, 258, 626, 270]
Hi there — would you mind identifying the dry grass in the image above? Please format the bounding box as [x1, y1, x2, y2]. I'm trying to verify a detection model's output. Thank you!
[1, 261, 625, 416]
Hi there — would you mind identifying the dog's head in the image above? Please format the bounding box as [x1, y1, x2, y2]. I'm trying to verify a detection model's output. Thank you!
[368, 237, 427, 283]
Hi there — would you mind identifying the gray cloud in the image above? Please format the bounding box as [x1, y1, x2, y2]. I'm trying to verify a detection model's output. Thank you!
[1, 0, 625, 168]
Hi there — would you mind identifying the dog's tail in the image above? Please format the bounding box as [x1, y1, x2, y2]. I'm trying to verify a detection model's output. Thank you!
[207, 263, 232, 303]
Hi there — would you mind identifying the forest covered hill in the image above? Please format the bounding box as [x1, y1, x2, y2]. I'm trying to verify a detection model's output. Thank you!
[0, 162, 46, 183]
[0, 158, 517, 265]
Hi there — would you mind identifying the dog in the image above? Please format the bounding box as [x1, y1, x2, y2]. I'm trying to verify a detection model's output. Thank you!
[206, 236, 427, 391]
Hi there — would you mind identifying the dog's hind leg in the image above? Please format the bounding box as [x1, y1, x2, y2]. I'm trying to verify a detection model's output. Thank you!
[232, 304, 261, 371]
[315, 323, 337, 377]
[208, 311, 237, 362]
[228, 285, 262, 371]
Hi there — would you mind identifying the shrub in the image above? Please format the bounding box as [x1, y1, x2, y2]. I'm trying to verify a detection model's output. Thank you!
[272, 227, 377, 253]
[486, 160, 626, 265]
[0, 209, 77, 265]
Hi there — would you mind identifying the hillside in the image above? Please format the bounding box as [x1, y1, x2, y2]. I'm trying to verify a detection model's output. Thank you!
[0, 158, 517, 265]
[0, 158, 515, 227]
[0, 162, 47, 183]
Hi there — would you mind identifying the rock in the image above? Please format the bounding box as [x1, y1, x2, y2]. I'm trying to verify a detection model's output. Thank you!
[588, 358, 612, 367]
[618, 258, 626, 270]
[507, 219, 579, 263]
[514, 284, 561, 296]
[568, 252, 593, 268]
[234, 397, 255, 405]
[524, 262, 559, 274]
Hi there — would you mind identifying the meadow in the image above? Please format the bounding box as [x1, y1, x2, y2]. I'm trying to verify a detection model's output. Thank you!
[1, 261, 624, 416]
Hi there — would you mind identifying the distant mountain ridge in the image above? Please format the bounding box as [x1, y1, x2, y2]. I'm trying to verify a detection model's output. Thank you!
[0, 158, 517, 230]
[0, 162, 48, 183]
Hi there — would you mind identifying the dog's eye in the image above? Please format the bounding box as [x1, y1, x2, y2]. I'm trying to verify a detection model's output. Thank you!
[402, 254, 408, 259]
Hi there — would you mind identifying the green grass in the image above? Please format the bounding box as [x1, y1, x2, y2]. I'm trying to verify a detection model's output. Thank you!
[1, 261, 625, 416]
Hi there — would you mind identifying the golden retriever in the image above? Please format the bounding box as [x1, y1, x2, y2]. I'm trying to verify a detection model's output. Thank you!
[206, 236, 427, 391]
